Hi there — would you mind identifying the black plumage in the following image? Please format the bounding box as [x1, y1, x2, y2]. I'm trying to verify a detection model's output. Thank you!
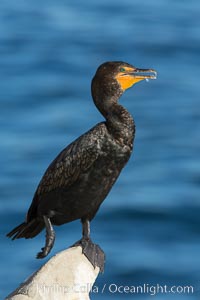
[7, 61, 156, 269]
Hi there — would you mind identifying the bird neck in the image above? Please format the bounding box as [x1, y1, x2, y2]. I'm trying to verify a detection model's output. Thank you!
[105, 102, 135, 145]
[93, 93, 135, 145]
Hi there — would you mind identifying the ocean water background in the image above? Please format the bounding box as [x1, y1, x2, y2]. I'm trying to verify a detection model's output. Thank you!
[1, 0, 200, 299]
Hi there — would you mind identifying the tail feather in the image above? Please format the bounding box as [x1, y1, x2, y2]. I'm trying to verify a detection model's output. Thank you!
[7, 219, 44, 239]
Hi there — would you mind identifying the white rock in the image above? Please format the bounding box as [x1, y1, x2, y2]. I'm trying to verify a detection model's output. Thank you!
[6, 246, 100, 300]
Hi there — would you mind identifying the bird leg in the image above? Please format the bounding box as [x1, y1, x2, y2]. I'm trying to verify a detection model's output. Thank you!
[72, 219, 105, 272]
[36, 216, 55, 259]
[82, 218, 90, 240]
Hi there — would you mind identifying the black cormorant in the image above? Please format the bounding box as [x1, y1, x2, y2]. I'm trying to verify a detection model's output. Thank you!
[7, 62, 157, 271]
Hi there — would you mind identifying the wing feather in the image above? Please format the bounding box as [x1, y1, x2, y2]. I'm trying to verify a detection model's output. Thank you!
[36, 124, 105, 196]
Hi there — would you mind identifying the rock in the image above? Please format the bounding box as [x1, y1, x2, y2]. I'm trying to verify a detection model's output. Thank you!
[6, 246, 100, 300]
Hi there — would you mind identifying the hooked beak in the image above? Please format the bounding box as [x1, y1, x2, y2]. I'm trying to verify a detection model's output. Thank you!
[116, 67, 157, 90]
[128, 68, 157, 80]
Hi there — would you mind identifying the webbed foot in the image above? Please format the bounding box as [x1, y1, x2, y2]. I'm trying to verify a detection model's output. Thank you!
[72, 238, 105, 272]
[36, 216, 55, 259]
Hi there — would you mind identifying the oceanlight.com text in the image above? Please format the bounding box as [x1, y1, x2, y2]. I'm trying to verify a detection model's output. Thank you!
[107, 283, 193, 295]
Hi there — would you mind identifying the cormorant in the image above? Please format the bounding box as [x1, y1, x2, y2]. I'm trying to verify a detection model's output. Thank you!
[7, 62, 157, 271]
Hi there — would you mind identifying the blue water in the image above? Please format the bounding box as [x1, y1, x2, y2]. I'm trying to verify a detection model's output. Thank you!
[1, 0, 200, 299]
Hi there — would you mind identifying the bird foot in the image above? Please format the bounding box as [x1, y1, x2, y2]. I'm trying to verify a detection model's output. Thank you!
[72, 238, 105, 273]
[36, 247, 49, 259]
[36, 232, 55, 259]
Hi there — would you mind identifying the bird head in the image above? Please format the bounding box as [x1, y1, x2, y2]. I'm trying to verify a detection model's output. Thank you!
[92, 61, 157, 99]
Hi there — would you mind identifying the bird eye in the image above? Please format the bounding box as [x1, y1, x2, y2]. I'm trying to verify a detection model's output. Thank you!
[120, 67, 126, 72]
